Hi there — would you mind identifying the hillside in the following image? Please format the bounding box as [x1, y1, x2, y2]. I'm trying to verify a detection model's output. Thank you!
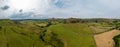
[48, 23, 96, 47]
[0, 20, 45, 47]
[0, 20, 97, 47]
[3, 19, 120, 47]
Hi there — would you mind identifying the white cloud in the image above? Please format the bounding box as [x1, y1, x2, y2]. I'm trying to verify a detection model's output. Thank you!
[1, 0, 120, 19]
[97, 0, 120, 9]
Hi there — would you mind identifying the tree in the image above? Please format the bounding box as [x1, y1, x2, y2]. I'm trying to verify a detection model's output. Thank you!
[66, 18, 79, 23]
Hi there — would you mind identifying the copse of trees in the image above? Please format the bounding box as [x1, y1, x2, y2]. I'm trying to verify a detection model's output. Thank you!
[46, 18, 120, 24]
[64, 18, 114, 23]
[65, 18, 81, 23]
[48, 18, 64, 25]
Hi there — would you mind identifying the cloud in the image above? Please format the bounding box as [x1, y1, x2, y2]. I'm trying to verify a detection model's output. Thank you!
[1, 5, 9, 10]
[32, 0, 120, 19]
[10, 12, 34, 19]
[44, 0, 120, 18]
[1, 0, 120, 19]
[97, 0, 120, 9]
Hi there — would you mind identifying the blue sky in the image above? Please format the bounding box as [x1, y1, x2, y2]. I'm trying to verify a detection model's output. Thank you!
[0, 0, 120, 19]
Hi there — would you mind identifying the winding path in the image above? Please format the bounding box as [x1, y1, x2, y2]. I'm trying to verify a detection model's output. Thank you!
[94, 30, 120, 47]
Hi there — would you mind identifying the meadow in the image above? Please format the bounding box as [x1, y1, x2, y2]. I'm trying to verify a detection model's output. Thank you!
[0, 19, 120, 47]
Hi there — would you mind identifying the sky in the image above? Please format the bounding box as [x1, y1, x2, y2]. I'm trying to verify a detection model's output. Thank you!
[0, 0, 120, 19]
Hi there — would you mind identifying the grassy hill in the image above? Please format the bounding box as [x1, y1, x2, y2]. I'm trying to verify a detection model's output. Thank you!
[0, 19, 97, 47]
[48, 23, 96, 47]
[0, 20, 45, 47]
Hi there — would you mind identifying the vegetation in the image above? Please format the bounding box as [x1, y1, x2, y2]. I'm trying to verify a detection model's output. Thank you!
[113, 22, 120, 47]
[48, 23, 96, 47]
[0, 19, 45, 47]
[0, 18, 120, 47]
[0, 19, 73, 47]
[113, 35, 120, 47]
[113, 22, 120, 30]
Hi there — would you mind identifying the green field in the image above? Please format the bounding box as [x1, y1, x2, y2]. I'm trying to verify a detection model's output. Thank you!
[0, 20, 97, 47]
[48, 23, 96, 47]
[0, 20, 46, 47]
[3, 19, 120, 47]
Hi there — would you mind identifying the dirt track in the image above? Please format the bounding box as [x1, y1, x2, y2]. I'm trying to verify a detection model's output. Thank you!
[94, 30, 120, 47]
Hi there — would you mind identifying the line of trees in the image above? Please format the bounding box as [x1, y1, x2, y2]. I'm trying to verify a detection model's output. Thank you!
[48, 18, 120, 24]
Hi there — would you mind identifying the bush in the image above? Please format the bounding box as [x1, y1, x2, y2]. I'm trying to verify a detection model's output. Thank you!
[113, 35, 120, 47]
[114, 22, 120, 30]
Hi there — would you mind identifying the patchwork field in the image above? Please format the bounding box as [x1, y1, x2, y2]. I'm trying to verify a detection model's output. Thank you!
[0, 19, 120, 47]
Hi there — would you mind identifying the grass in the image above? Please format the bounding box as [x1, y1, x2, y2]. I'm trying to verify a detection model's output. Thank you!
[0, 20, 97, 47]
[0, 20, 46, 47]
[0, 30, 7, 47]
[88, 22, 113, 34]
[48, 23, 96, 47]
[0, 19, 120, 47]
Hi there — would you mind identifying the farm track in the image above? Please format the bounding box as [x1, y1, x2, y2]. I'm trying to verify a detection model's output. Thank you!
[94, 30, 120, 47]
